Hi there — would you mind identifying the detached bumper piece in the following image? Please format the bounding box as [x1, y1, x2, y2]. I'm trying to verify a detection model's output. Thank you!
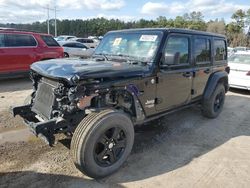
[11, 105, 57, 146]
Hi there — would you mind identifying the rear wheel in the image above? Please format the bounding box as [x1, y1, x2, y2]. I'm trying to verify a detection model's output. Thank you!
[70, 109, 134, 178]
[64, 52, 69, 58]
[202, 83, 225, 118]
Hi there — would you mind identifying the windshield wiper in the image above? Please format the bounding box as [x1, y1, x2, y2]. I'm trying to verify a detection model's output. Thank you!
[108, 54, 149, 65]
[93, 53, 109, 61]
[127, 59, 148, 66]
[93, 53, 149, 65]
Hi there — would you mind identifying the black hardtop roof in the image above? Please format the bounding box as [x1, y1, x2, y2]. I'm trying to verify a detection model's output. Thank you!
[108, 28, 226, 38]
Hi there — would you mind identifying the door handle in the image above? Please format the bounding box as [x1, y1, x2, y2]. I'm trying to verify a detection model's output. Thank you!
[204, 69, 211, 74]
[183, 72, 192, 77]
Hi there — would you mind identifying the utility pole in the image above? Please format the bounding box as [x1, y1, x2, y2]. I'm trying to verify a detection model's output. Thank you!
[43, 2, 58, 36]
[47, 4, 50, 34]
[54, 5, 57, 37]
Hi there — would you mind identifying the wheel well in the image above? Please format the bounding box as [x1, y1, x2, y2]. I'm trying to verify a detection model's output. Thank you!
[89, 90, 139, 119]
[218, 76, 229, 92]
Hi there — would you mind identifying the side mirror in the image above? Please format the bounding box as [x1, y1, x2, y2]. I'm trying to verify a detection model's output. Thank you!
[160, 52, 181, 68]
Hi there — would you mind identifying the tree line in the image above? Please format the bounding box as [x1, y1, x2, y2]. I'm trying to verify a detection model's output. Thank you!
[1, 9, 250, 47]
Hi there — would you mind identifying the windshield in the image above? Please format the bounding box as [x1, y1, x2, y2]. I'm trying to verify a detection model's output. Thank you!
[94, 31, 163, 63]
[229, 54, 250, 65]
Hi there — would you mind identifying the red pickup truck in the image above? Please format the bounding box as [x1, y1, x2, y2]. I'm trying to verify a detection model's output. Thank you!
[0, 28, 64, 78]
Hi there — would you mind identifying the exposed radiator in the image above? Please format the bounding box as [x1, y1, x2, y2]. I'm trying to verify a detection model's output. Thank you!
[32, 78, 59, 119]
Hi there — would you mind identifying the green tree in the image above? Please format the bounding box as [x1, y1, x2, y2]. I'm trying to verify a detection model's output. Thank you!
[231, 9, 246, 30]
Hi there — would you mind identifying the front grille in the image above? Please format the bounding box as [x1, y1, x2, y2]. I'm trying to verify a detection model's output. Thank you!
[32, 78, 59, 119]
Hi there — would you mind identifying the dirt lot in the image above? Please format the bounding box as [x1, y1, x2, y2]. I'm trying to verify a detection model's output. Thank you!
[0, 78, 250, 188]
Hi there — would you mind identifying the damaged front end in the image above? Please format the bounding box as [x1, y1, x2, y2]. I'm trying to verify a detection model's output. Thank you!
[11, 72, 97, 146]
[11, 70, 145, 146]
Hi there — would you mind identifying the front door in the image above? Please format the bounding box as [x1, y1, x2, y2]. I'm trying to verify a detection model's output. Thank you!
[156, 34, 193, 111]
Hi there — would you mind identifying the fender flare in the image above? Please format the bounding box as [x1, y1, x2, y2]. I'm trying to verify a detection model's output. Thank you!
[203, 71, 228, 101]
[124, 85, 146, 122]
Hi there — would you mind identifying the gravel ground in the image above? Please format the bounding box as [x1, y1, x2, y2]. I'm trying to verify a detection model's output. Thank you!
[0, 78, 250, 188]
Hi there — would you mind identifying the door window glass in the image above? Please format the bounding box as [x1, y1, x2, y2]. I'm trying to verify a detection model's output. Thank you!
[0, 34, 5, 47]
[194, 38, 211, 63]
[163, 36, 189, 65]
[5, 34, 37, 47]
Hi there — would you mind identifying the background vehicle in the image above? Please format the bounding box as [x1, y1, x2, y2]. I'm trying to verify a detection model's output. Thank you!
[59, 41, 95, 58]
[69, 37, 99, 48]
[0, 28, 63, 78]
[228, 52, 250, 90]
[55, 35, 76, 41]
[227, 47, 235, 57]
[234, 46, 250, 52]
[12, 28, 229, 178]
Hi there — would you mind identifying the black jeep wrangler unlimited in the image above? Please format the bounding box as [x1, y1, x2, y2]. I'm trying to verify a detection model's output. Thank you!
[12, 28, 229, 178]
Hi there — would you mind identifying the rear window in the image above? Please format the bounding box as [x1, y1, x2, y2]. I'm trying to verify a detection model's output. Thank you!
[41, 35, 60, 47]
[5, 34, 37, 47]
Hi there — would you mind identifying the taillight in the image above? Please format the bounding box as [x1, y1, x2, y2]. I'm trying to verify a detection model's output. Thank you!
[246, 71, 250, 76]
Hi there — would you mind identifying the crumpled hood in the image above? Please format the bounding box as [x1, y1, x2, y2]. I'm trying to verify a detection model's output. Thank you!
[31, 58, 148, 84]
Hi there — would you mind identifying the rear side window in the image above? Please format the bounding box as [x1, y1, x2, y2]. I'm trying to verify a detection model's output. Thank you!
[194, 38, 211, 63]
[87, 39, 94, 43]
[5, 34, 37, 47]
[76, 43, 87, 48]
[76, 39, 84, 43]
[0, 34, 5, 47]
[63, 43, 87, 48]
[41, 35, 60, 47]
[63, 43, 75, 47]
[214, 39, 227, 61]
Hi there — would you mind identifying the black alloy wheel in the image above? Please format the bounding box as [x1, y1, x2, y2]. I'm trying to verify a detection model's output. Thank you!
[94, 127, 127, 167]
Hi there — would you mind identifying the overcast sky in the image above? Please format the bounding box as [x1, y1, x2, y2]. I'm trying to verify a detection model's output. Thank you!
[0, 0, 249, 23]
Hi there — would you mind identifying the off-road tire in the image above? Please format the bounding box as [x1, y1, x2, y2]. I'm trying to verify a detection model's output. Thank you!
[202, 83, 225, 118]
[70, 109, 134, 178]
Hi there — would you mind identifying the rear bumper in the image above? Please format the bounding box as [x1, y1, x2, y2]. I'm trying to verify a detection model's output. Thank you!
[11, 105, 57, 146]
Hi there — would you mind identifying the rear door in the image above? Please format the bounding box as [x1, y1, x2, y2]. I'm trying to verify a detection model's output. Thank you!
[63, 43, 75, 56]
[0, 33, 8, 73]
[39, 35, 62, 59]
[192, 36, 212, 99]
[156, 33, 193, 111]
[0, 33, 37, 73]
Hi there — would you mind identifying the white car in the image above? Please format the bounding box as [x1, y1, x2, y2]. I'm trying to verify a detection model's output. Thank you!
[227, 47, 235, 57]
[69, 38, 99, 48]
[234, 46, 250, 52]
[55, 35, 76, 41]
[59, 41, 95, 58]
[228, 52, 250, 90]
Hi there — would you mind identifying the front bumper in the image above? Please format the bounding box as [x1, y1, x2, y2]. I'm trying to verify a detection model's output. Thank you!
[11, 105, 57, 146]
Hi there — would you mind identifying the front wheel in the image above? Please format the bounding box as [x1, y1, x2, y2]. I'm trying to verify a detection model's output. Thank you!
[70, 109, 134, 178]
[202, 83, 225, 118]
